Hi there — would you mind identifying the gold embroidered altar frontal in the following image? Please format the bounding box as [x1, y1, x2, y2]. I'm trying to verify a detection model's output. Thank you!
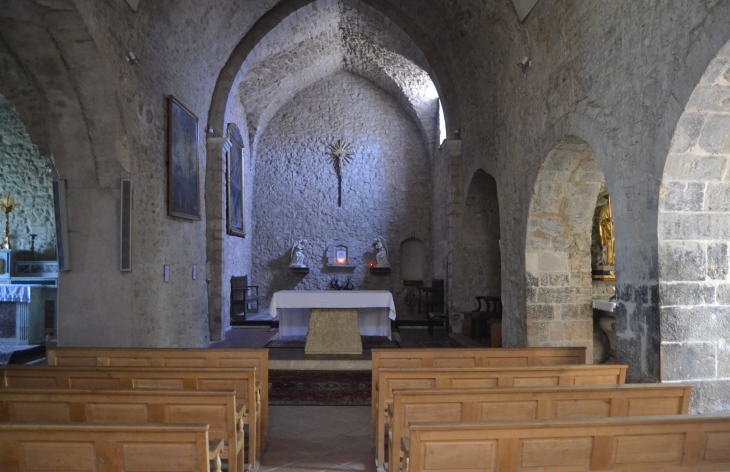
[304, 308, 363, 355]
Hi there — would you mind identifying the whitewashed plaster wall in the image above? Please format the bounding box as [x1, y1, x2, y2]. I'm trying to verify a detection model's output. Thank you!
[252, 71, 432, 313]
[0, 95, 56, 258]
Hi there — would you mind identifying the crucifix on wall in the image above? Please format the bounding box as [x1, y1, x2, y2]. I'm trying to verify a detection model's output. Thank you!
[325, 140, 354, 207]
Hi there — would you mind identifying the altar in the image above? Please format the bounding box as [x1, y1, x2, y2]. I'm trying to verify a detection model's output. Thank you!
[269, 290, 396, 341]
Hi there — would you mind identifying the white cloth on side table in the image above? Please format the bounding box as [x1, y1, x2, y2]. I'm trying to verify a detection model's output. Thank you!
[268, 290, 396, 340]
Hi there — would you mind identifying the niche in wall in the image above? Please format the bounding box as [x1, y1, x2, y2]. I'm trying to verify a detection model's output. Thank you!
[400, 237, 425, 285]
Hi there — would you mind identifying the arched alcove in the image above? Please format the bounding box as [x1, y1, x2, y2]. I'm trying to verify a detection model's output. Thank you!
[658, 39, 730, 412]
[401, 237, 426, 284]
[452, 169, 501, 313]
[525, 137, 607, 362]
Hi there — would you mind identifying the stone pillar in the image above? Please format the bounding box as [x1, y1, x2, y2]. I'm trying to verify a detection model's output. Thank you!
[444, 140, 462, 315]
[205, 136, 231, 341]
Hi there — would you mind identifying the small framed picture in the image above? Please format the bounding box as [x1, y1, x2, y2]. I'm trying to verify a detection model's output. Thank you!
[167, 96, 200, 220]
[227, 124, 245, 237]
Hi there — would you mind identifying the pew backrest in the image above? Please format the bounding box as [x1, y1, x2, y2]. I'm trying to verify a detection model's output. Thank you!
[370, 347, 586, 438]
[389, 383, 692, 472]
[405, 414, 730, 472]
[0, 388, 238, 453]
[0, 365, 257, 412]
[374, 364, 626, 469]
[46, 347, 269, 444]
[0, 423, 220, 472]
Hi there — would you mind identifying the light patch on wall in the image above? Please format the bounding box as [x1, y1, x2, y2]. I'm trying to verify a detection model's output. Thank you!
[439, 99, 447, 144]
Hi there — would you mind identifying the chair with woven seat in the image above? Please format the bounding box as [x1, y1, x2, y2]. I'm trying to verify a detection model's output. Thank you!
[418, 280, 446, 337]
[231, 275, 258, 321]
[468, 296, 502, 344]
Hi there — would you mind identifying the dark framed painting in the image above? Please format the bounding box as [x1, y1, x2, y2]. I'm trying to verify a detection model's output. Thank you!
[227, 124, 245, 237]
[167, 95, 200, 220]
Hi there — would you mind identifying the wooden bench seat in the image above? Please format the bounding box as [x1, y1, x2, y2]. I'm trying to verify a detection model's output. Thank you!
[370, 347, 586, 443]
[0, 388, 246, 472]
[0, 423, 225, 472]
[46, 347, 269, 448]
[0, 365, 259, 470]
[374, 364, 626, 469]
[403, 414, 730, 472]
[388, 383, 692, 472]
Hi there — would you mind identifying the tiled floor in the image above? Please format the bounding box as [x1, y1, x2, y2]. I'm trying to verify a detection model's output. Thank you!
[261, 405, 376, 472]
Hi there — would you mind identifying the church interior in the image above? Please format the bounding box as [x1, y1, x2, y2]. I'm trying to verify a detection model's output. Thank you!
[2, 0, 730, 470]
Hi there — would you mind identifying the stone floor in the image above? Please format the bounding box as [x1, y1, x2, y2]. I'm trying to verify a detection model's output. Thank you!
[262, 405, 375, 472]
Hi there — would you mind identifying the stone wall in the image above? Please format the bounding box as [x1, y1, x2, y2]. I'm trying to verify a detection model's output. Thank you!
[659, 40, 730, 412]
[252, 71, 432, 312]
[0, 95, 55, 259]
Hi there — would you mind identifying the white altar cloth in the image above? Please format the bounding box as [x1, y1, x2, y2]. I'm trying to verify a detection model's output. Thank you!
[0, 285, 31, 303]
[269, 290, 396, 340]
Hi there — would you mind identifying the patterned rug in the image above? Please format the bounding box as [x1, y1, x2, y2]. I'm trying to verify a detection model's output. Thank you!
[269, 369, 371, 406]
[266, 335, 399, 349]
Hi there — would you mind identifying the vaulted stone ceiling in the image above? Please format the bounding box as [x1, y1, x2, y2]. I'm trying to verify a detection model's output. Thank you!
[234, 0, 441, 157]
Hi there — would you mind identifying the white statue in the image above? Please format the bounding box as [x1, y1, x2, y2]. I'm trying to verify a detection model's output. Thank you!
[373, 236, 390, 268]
[289, 238, 308, 268]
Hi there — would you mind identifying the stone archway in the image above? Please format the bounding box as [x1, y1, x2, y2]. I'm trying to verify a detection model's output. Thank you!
[659, 40, 730, 412]
[205, 0, 447, 337]
[525, 137, 606, 362]
[451, 169, 501, 313]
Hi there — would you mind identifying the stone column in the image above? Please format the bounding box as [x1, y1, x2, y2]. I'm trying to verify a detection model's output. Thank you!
[432, 140, 462, 329]
[205, 136, 231, 341]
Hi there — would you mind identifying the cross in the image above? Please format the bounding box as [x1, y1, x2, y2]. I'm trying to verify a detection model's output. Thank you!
[325, 140, 354, 207]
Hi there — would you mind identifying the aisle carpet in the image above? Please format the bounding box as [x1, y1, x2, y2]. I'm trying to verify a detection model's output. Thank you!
[268, 369, 371, 406]
[266, 335, 399, 349]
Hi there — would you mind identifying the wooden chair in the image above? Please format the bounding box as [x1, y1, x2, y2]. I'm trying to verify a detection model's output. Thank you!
[466, 296, 501, 343]
[404, 414, 730, 472]
[0, 423, 225, 472]
[387, 383, 693, 472]
[231, 275, 259, 319]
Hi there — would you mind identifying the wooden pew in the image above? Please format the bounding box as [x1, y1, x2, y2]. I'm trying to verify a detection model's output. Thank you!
[0, 423, 225, 472]
[370, 347, 586, 443]
[0, 365, 259, 470]
[374, 364, 626, 469]
[388, 383, 693, 472]
[46, 346, 270, 448]
[403, 414, 730, 472]
[0, 388, 246, 472]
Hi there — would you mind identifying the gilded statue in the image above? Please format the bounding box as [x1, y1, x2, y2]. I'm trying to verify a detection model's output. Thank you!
[598, 195, 615, 266]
